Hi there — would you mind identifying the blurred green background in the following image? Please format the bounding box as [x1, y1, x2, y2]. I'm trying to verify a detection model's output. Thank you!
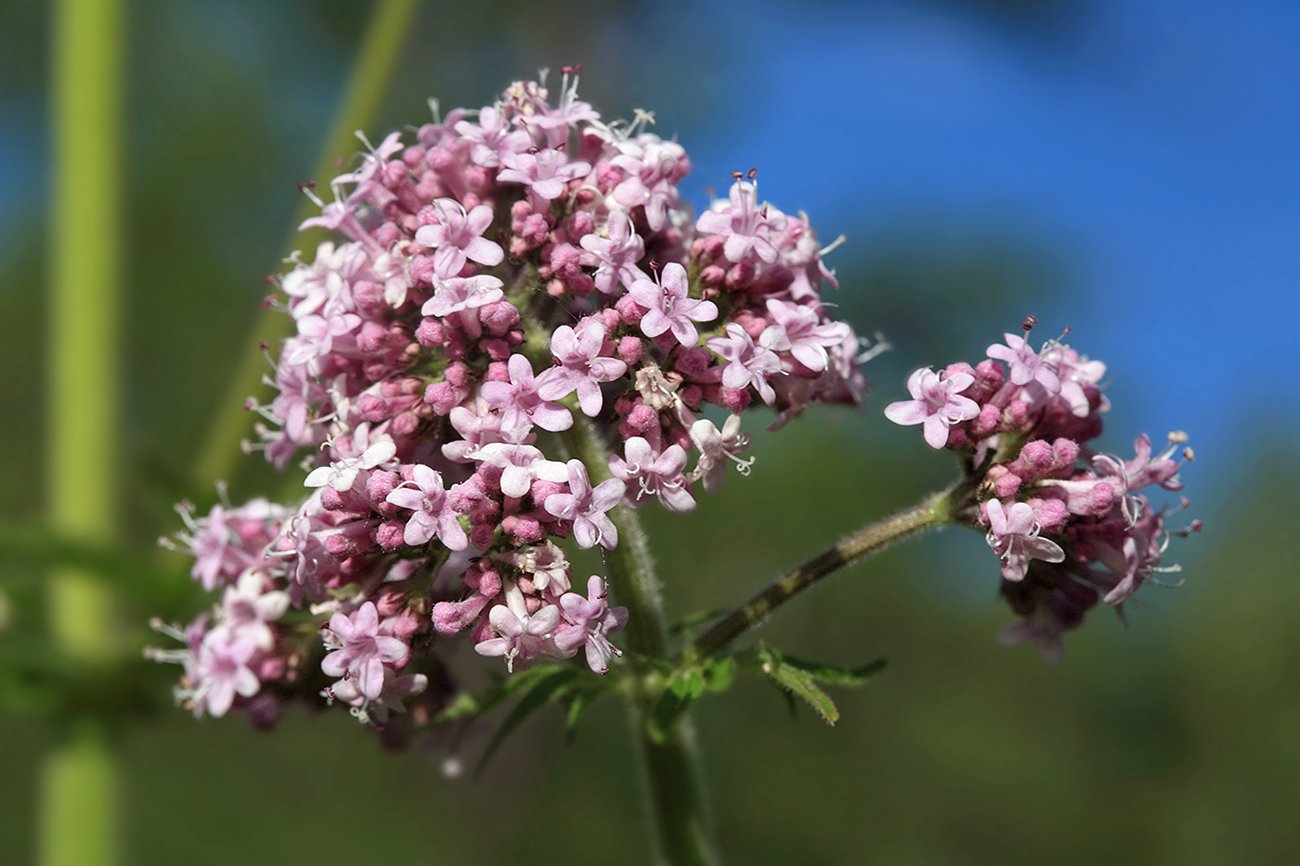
[3, 0, 1297, 864]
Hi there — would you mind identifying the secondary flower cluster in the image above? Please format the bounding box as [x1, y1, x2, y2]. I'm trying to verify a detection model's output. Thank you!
[151, 71, 867, 730]
[885, 323, 1198, 661]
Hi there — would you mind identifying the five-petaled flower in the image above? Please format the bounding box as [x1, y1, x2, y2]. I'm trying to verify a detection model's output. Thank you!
[883, 368, 980, 449]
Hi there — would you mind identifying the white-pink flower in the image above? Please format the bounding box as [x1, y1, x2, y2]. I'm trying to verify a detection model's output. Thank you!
[385, 464, 468, 549]
[628, 263, 718, 347]
[544, 460, 626, 550]
[421, 274, 504, 318]
[707, 323, 783, 404]
[609, 437, 696, 513]
[536, 317, 627, 417]
[414, 198, 504, 279]
[984, 499, 1066, 582]
[498, 148, 591, 202]
[883, 368, 980, 449]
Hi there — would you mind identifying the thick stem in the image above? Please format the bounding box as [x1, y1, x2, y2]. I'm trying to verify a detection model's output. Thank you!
[685, 488, 959, 662]
[194, 0, 422, 489]
[561, 419, 720, 866]
[42, 0, 123, 864]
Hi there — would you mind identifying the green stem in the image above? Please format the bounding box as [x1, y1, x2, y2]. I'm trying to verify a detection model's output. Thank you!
[562, 419, 720, 866]
[685, 488, 959, 662]
[42, 0, 123, 863]
[194, 0, 421, 489]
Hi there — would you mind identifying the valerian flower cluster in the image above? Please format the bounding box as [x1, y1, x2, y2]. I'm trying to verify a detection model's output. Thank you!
[885, 322, 1199, 661]
[150, 71, 869, 731]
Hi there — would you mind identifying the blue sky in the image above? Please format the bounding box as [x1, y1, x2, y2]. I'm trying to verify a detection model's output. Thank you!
[667, 0, 1299, 479]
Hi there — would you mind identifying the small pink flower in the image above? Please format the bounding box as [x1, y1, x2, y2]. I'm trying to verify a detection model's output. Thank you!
[628, 263, 718, 347]
[984, 499, 1066, 582]
[554, 576, 628, 674]
[474, 587, 563, 673]
[385, 464, 468, 549]
[321, 602, 409, 702]
[579, 210, 648, 295]
[536, 317, 628, 417]
[498, 149, 591, 202]
[544, 460, 626, 550]
[414, 198, 504, 279]
[707, 323, 782, 404]
[884, 368, 979, 449]
[609, 437, 696, 513]
[421, 274, 504, 318]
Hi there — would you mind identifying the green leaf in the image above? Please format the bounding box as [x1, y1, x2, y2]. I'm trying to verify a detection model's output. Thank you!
[563, 691, 589, 744]
[754, 645, 840, 726]
[647, 687, 692, 743]
[475, 667, 579, 776]
[701, 656, 736, 693]
[668, 608, 728, 636]
[773, 654, 887, 688]
[432, 664, 562, 726]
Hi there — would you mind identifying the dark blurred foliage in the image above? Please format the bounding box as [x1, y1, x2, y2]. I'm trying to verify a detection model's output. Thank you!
[3, 1, 1294, 864]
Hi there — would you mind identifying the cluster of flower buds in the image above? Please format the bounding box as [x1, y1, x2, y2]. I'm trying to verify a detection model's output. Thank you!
[150, 70, 869, 730]
[885, 319, 1198, 661]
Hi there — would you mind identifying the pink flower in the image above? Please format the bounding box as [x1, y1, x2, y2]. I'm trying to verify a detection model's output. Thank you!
[544, 460, 626, 550]
[689, 415, 753, 492]
[414, 199, 504, 279]
[219, 570, 289, 650]
[554, 576, 628, 674]
[303, 424, 396, 491]
[695, 180, 784, 264]
[321, 602, 409, 702]
[421, 274, 504, 318]
[454, 105, 530, 168]
[498, 149, 591, 202]
[579, 210, 648, 295]
[467, 442, 569, 498]
[628, 263, 718, 346]
[759, 299, 851, 373]
[537, 317, 628, 416]
[385, 464, 468, 549]
[191, 629, 260, 717]
[883, 368, 980, 449]
[707, 323, 783, 404]
[984, 499, 1066, 582]
[480, 354, 574, 434]
[609, 437, 696, 513]
[474, 587, 562, 673]
[987, 332, 1060, 395]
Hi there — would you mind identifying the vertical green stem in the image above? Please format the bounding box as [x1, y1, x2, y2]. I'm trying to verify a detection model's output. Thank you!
[42, 0, 123, 864]
[194, 0, 422, 487]
[563, 419, 720, 866]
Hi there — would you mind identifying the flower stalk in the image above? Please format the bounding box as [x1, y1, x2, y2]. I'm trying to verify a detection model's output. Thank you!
[562, 418, 720, 866]
[685, 488, 961, 663]
[42, 0, 124, 863]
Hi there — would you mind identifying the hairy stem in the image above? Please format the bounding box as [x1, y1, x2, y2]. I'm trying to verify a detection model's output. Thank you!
[685, 488, 961, 662]
[194, 0, 422, 489]
[42, 0, 124, 863]
[561, 419, 720, 866]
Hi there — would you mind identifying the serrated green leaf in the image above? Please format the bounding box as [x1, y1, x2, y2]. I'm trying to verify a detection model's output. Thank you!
[775, 654, 887, 687]
[475, 667, 579, 776]
[755, 645, 840, 726]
